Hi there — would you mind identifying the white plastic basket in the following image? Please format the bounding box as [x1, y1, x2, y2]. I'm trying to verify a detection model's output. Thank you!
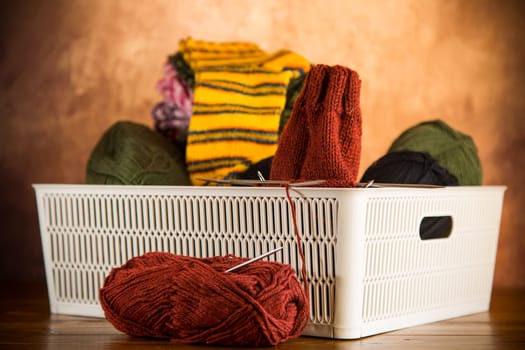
[33, 184, 505, 339]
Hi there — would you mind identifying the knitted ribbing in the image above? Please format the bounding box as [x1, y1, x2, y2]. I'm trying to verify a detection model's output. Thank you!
[270, 64, 362, 187]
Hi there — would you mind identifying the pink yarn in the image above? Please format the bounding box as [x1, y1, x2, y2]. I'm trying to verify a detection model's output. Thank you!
[156, 63, 193, 118]
[152, 63, 194, 143]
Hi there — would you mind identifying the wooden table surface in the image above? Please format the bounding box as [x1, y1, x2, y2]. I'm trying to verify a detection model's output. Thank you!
[1, 283, 524, 350]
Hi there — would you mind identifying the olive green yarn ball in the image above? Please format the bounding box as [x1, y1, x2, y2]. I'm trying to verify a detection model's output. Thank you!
[388, 120, 482, 185]
[86, 121, 191, 186]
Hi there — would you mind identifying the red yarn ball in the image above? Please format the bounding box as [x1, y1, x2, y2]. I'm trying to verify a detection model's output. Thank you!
[100, 252, 309, 347]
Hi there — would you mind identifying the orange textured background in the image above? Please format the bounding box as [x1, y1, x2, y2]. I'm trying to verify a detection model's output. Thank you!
[1, 0, 524, 288]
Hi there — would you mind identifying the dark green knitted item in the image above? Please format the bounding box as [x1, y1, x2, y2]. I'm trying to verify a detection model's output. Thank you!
[86, 121, 191, 185]
[388, 120, 482, 185]
[168, 52, 195, 89]
[279, 73, 306, 135]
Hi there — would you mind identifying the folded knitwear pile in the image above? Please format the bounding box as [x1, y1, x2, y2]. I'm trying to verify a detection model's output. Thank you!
[86, 37, 482, 188]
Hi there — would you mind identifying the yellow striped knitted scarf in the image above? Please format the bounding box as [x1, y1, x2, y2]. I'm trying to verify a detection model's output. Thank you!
[179, 38, 310, 185]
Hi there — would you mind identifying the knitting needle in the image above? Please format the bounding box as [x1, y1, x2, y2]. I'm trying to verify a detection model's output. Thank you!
[355, 182, 444, 188]
[257, 171, 266, 182]
[197, 178, 326, 187]
[225, 247, 284, 273]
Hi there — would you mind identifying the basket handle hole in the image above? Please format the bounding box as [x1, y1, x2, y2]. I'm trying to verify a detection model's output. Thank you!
[419, 216, 453, 240]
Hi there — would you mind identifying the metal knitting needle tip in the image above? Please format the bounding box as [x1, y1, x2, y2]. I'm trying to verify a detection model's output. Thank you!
[257, 171, 266, 182]
[225, 247, 283, 273]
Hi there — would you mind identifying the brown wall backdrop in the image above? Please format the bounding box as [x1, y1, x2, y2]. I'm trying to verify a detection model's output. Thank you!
[1, 0, 524, 288]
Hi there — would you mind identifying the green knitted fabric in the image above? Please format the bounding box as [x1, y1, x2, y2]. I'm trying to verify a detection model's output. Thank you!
[388, 120, 482, 185]
[278, 73, 306, 135]
[168, 52, 195, 89]
[86, 121, 191, 185]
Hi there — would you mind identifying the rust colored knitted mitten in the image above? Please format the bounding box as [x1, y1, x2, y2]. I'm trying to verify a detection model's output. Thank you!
[270, 64, 362, 187]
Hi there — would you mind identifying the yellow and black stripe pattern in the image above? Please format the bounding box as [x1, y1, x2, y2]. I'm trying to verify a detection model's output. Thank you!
[180, 38, 310, 185]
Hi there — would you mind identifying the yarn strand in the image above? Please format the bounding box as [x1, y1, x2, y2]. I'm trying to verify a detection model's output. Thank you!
[285, 184, 309, 300]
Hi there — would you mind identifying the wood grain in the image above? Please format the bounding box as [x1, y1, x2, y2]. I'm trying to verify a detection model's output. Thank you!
[1, 284, 524, 349]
